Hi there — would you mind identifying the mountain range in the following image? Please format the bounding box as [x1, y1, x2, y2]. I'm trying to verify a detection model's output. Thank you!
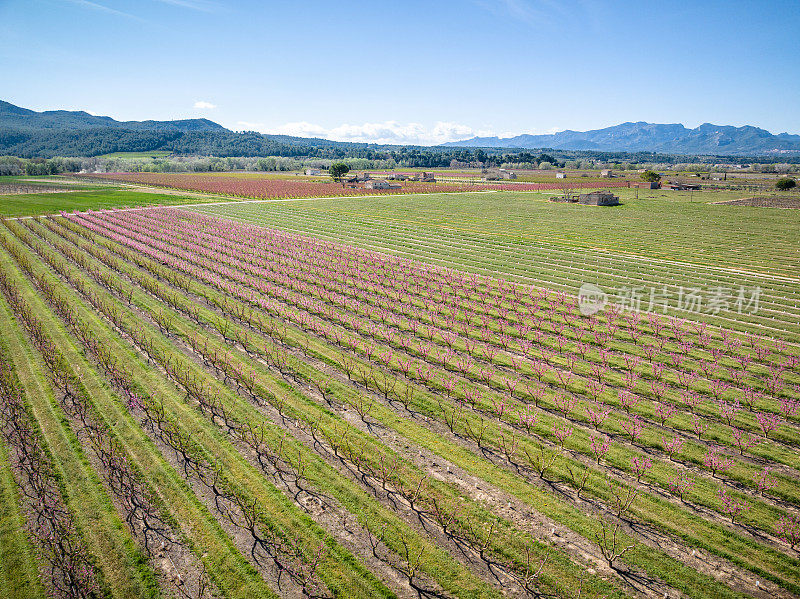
[442, 121, 800, 155]
[2, 100, 799, 157]
[0, 100, 354, 158]
[0, 100, 225, 133]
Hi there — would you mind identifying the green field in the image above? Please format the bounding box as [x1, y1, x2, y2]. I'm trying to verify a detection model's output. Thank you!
[0, 187, 233, 217]
[0, 175, 97, 188]
[190, 189, 800, 341]
[1, 183, 799, 599]
[194, 189, 799, 277]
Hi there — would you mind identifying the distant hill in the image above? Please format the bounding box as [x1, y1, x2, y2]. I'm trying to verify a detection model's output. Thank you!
[442, 121, 800, 156]
[3, 100, 799, 160]
[0, 100, 365, 158]
[0, 100, 227, 133]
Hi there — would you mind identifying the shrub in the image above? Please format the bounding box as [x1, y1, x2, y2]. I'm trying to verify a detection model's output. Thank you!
[640, 170, 661, 182]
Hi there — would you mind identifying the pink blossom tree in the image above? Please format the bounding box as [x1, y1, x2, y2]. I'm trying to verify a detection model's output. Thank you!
[717, 398, 741, 426]
[630, 456, 653, 482]
[654, 401, 676, 426]
[681, 390, 705, 414]
[585, 401, 611, 430]
[618, 390, 639, 414]
[755, 466, 778, 495]
[620, 415, 644, 443]
[517, 405, 537, 433]
[589, 433, 611, 464]
[691, 414, 710, 439]
[718, 488, 749, 523]
[662, 434, 685, 461]
[703, 448, 733, 477]
[667, 469, 695, 502]
[755, 412, 782, 439]
[779, 396, 800, 419]
[552, 422, 573, 447]
[554, 393, 577, 418]
[776, 514, 800, 550]
[731, 427, 762, 456]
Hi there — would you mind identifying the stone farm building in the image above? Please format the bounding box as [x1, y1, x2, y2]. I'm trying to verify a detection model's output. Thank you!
[364, 179, 401, 190]
[414, 172, 436, 182]
[346, 173, 372, 183]
[578, 192, 620, 206]
[665, 182, 701, 191]
[549, 192, 620, 206]
[482, 168, 517, 181]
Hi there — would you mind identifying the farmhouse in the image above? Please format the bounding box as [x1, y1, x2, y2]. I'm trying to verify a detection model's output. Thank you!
[630, 181, 660, 189]
[600, 169, 614, 178]
[304, 168, 322, 175]
[555, 172, 567, 179]
[346, 173, 372, 184]
[364, 179, 401, 190]
[578, 192, 620, 206]
[482, 168, 516, 181]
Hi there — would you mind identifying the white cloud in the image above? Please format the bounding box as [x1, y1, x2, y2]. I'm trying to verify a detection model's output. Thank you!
[233, 120, 568, 145]
[193, 100, 216, 109]
[237, 120, 489, 146]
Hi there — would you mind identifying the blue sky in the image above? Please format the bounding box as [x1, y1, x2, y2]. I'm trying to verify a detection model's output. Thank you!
[2, 0, 799, 144]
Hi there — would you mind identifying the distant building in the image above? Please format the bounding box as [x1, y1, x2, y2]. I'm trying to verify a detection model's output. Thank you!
[665, 182, 701, 191]
[347, 173, 372, 183]
[630, 181, 660, 189]
[555, 172, 567, 179]
[305, 168, 322, 176]
[600, 169, 614, 178]
[365, 179, 401, 190]
[578, 192, 620, 206]
[419, 171, 436, 182]
[482, 168, 516, 181]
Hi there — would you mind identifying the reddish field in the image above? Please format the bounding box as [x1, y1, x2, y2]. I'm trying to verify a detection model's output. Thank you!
[78, 172, 476, 199]
[77, 172, 631, 199]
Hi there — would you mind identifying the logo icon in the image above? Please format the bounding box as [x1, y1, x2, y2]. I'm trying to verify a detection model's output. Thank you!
[577, 283, 607, 316]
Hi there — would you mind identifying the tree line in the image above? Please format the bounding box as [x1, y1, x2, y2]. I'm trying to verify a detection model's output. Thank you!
[3, 125, 798, 166]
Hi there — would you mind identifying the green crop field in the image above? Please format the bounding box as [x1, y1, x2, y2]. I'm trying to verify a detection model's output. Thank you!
[191, 189, 800, 342]
[0, 187, 237, 218]
[5, 0, 799, 594]
[0, 185, 798, 599]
